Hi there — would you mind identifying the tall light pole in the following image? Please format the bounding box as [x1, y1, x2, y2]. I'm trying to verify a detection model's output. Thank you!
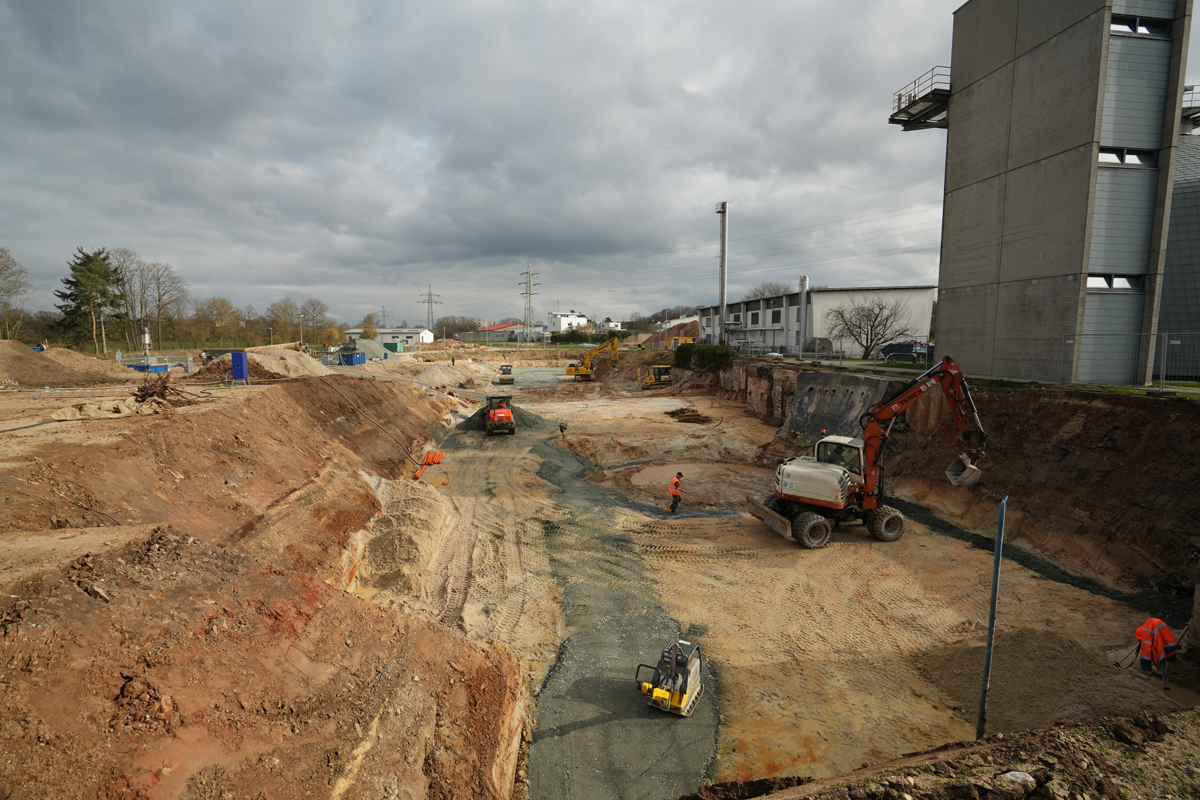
[716, 201, 729, 345]
[300, 313, 305, 347]
[269, 327, 273, 346]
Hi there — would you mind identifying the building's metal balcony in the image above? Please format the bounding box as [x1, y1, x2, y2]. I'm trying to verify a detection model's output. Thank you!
[889, 66, 950, 131]
[1182, 85, 1200, 133]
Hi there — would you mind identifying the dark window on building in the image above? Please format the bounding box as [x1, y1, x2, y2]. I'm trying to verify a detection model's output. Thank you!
[771, 309, 781, 324]
[732, 313, 741, 323]
[1111, 14, 1171, 38]
[1098, 147, 1158, 167]
[750, 312, 760, 326]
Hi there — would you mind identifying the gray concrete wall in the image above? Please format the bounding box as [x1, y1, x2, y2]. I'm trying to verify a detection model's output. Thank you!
[992, 275, 1085, 381]
[1113, 0, 1177, 15]
[1161, 136, 1200, 331]
[938, 0, 1105, 382]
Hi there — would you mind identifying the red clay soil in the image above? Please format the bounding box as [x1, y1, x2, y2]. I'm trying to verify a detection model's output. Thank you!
[0, 526, 529, 800]
[0, 376, 531, 798]
[891, 387, 1200, 592]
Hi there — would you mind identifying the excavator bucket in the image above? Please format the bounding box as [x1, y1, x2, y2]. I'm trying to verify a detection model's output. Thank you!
[945, 454, 981, 486]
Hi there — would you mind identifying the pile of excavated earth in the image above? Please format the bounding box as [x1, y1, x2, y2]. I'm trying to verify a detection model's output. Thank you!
[0, 341, 1196, 799]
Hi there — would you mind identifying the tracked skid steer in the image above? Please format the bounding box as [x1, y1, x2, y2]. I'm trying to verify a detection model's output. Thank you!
[634, 639, 704, 717]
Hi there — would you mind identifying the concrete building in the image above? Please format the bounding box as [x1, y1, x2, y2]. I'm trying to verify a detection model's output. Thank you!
[893, 0, 1194, 383]
[547, 310, 589, 332]
[456, 323, 548, 343]
[597, 318, 623, 332]
[697, 285, 935, 356]
[344, 327, 434, 346]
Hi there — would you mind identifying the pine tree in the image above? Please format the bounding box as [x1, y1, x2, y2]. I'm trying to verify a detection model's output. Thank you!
[55, 248, 125, 354]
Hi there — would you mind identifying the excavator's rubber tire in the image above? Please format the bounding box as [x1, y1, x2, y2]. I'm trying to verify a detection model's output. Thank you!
[792, 512, 833, 549]
[868, 506, 905, 542]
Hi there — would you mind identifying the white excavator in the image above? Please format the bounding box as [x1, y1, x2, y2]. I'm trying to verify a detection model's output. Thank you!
[748, 356, 987, 548]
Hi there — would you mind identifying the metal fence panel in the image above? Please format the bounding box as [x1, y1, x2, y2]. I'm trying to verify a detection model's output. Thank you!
[1063, 332, 1200, 386]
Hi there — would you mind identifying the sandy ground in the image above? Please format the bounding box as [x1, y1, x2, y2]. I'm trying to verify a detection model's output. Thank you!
[1, 362, 1196, 799]
[391, 389, 1195, 795]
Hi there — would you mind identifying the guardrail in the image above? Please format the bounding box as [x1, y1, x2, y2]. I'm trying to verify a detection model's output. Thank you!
[893, 66, 951, 114]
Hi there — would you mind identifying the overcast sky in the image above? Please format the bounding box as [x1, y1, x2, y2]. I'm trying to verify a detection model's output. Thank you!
[3, 1, 1199, 329]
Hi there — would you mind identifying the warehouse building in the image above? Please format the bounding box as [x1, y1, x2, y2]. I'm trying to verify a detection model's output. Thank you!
[892, 0, 1194, 383]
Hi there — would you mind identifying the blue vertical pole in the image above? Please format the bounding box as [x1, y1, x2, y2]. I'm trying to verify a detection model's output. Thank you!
[976, 495, 1007, 740]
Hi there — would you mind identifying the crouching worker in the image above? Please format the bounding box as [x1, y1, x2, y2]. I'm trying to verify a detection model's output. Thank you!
[1136, 618, 1182, 691]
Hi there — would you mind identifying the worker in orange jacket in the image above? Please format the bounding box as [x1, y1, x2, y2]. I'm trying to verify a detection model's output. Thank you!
[667, 472, 684, 513]
[1136, 618, 1181, 690]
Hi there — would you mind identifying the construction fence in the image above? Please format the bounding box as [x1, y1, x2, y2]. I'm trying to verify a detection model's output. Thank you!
[1065, 332, 1200, 388]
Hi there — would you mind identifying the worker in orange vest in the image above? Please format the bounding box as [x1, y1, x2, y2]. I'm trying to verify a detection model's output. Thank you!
[1136, 618, 1181, 690]
[666, 472, 684, 513]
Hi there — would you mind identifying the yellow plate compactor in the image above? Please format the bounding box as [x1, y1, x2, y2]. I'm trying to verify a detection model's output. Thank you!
[634, 639, 704, 716]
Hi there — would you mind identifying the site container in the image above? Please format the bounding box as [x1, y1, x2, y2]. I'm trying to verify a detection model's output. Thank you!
[339, 352, 366, 366]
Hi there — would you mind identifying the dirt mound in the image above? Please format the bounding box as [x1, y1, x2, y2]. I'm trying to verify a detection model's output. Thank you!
[459, 402, 550, 432]
[189, 353, 282, 380]
[415, 364, 471, 385]
[914, 627, 1178, 733]
[0, 526, 529, 799]
[349, 337, 390, 360]
[39, 348, 139, 378]
[0, 340, 138, 388]
[245, 346, 334, 377]
[188, 351, 331, 381]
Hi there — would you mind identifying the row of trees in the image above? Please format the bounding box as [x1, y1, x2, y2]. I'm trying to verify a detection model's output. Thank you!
[14, 246, 361, 351]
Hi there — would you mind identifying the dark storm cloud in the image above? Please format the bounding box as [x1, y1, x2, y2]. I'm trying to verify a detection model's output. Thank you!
[6, 0, 1150, 326]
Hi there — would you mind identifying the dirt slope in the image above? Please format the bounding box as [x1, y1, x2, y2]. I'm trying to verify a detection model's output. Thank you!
[0, 341, 140, 388]
[0, 526, 528, 800]
[891, 387, 1200, 593]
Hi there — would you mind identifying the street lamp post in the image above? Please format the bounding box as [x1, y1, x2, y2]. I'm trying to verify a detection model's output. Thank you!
[300, 314, 305, 348]
[269, 327, 273, 346]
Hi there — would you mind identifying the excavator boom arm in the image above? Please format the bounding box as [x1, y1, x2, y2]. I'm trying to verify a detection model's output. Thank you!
[859, 356, 987, 502]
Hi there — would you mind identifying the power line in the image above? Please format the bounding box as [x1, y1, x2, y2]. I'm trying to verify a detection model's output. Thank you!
[520, 264, 539, 345]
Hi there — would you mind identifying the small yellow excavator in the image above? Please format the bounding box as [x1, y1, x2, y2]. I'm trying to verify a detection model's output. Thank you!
[635, 639, 704, 717]
[565, 337, 618, 382]
[637, 365, 672, 390]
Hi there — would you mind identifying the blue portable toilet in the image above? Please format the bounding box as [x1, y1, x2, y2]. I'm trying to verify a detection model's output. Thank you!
[231, 352, 250, 381]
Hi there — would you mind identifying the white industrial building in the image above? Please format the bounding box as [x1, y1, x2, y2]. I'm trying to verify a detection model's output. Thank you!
[343, 327, 434, 345]
[547, 310, 589, 332]
[697, 285, 935, 357]
[654, 314, 699, 332]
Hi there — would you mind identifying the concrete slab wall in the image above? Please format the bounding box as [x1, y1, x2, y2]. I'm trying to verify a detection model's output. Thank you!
[951, 0, 1018, 91]
[991, 275, 1086, 381]
[1006, 12, 1106, 172]
[1090, 167, 1159, 273]
[786, 373, 893, 446]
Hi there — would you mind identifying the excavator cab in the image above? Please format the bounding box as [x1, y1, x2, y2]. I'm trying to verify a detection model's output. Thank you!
[815, 437, 864, 481]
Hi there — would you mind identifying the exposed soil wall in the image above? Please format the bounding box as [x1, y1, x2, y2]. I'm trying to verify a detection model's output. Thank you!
[0, 527, 529, 800]
[891, 387, 1200, 593]
[0, 376, 534, 798]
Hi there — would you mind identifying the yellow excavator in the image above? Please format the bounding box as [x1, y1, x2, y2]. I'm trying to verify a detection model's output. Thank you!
[637, 365, 672, 390]
[565, 337, 618, 381]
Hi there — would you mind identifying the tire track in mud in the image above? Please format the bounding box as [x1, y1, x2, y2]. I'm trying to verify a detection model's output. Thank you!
[424, 418, 719, 800]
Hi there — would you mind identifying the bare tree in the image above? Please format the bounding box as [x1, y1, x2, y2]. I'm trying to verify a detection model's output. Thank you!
[824, 295, 915, 358]
[0, 248, 32, 339]
[743, 281, 793, 300]
[300, 298, 330, 329]
[146, 261, 188, 347]
[109, 247, 148, 347]
[266, 296, 301, 342]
